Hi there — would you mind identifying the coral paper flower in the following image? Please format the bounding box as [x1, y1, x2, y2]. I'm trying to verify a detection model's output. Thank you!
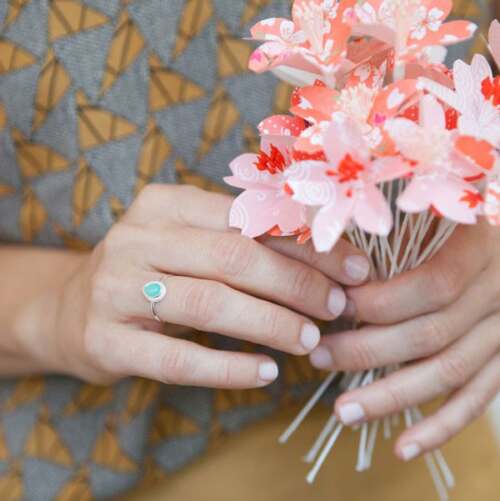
[386, 95, 484, 224]
[248, 0, 356, 86]
[285, 117, 410, 252]
[225, 122, 307, 238]
[417, 55, 500, 148]
[353, 0, 477, 63]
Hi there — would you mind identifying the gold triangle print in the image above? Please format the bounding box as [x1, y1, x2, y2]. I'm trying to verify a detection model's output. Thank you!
[91, 422, 138, 473]
[138, 457, 168, 489]
[100, 9, 146, 95]
[242, 124, 260, 154]
[175, 158, 228, 194]
[0, 464, 23, 501]
[109, 195, 125, 221]
[56, 468, 92, 501]
[76, 90, 138, 149]
[3, 0, 32, 29]
[135, 118, 172, 194]
[172, 0, 214, 60]
[0, 424, 8, 461]
[12, 128, 70, 178]
[274, 80, 295, 115]
[0, 39, 37, 75]
[64, 383, 114, 416]
[0, 184, 15, 197]
[217, 20, 253, 79]
[25, 407, 74, 467]
[3, 376, 45, 412]
[149, 54, 205, 112]
[20, 187, 47, 242]
[120, 378, 160, 423]
[48, 0, 110, 42]
[214, 387, 271, 413]
[53, 224, 92, 251]
[240, 0, 273, 27]
[0, 102, 6, 131]
[33, 49, 72, 131]
[197, 84, 240, 160]
[149, 405, 200, 445]
[72, 156, 105, 227]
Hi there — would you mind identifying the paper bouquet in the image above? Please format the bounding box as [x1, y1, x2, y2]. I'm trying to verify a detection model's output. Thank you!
[224, 1, 500, 500]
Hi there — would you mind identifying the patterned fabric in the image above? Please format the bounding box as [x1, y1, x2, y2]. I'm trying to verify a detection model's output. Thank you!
[0, 1, 492, 500]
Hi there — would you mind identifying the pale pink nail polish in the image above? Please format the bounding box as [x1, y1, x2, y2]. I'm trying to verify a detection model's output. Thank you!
[344, 256, 370, 282]
[259, 362, 279, 382]
[300, 323, 321, 351]
[310, 346, 333, 369]
[400, 443, 421, 462]
[338, 402, 365, 425]
[328, 287, 346, 317]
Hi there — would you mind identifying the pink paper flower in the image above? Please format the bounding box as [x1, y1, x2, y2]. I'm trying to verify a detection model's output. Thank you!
[386, 95, 485, 224]
[290, 78, 419, 154]
[249, 0, 356, 86]
[417, 55, 500, 148]
[353, 0, 477, 63]
[285, 117, 411, 252]
[489, 20, 500, 71]
[225, 123, 307, 239]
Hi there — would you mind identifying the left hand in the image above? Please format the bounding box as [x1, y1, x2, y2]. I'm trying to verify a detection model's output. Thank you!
[309, 221, 500, 461]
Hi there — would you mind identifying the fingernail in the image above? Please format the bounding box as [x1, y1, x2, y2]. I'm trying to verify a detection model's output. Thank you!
[400, 443, 421, 462]
[259, 362, 279, 382]
[328, 287, 346, 317]
[300, 323, 321, 351]
[338, 402, 365, 425]
[310, 346, 333, 369]
[344, 256, 370, 282]
[344, 299, 356, 317]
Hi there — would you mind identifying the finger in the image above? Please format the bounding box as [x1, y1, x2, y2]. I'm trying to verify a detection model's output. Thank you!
[347, 223, 491, 325]
[310, 270, 496, 372]
[97, 327, 280, 389]
[394, 351, 500, 461]
[148, 227, 347, 321]
[122, 274, 321, 355]
[261, 236, 371, 286]
[127, 184, 233, 231]
[332, 312, 500, 426]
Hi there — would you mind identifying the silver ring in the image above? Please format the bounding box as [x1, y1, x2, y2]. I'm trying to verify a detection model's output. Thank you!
[142, 279, 167, 322]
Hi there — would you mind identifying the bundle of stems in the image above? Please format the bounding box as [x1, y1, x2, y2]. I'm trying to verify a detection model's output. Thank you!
[279, 179, 457, 501]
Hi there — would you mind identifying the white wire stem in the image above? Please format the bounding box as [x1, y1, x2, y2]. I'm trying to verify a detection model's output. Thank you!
[304, 414, 338, 463]
[362, 419, 381, 471]
[279, 372, 337, 444]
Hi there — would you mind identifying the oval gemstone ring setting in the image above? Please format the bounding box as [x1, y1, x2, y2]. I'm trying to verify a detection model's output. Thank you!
[142, 280, 167, 322]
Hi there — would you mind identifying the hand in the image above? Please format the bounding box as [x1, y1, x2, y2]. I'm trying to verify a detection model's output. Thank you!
[309, 221, 500, 460]
[34, 185, 370, 389]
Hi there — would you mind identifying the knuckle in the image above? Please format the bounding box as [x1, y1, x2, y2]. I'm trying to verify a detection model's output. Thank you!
[464, 393, 487, 423]
[181, 282, 223, 327]
[160, 347, 191, 382]
[383, 379, 410, 412]
[437, 352, 470, 391]
[215, 357, 235, 387]
[262, 306, 286, 347]
[416, 315, 451, 356]
[212, 234, 255, 278]
[300, 242, 321, 267]
[349, 338, 378, 370]
[431, 263, 463, 306]
[290, 265, 317, 304]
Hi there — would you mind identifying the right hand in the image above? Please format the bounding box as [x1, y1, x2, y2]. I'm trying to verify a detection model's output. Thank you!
[40, 185, 370, 388]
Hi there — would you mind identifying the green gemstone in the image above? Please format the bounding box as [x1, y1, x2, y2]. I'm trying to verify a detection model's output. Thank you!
[144, 282, 162, 300]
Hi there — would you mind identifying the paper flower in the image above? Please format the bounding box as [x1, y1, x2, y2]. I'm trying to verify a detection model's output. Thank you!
[386, 95, 484, 224]
[248, 0, 356, 86]
[489, 20, 500, 70]
[418, 55, 500, 148]
[225, 119, 307, 238]
[353, 0, 477, 63]
[285, 117, 411, 252]
[290, 79, 419, 154]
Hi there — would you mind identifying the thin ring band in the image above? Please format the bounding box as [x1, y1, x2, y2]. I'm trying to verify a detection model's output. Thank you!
[142, 279, 167, 323]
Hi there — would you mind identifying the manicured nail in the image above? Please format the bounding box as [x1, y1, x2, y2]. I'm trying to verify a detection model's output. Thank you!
[300, 323, 321, 351]
[344, 299, 356, 317]
[400, 443, 421, 462]
[259, 362, 279, 382]
[338, 402, 365, 425]
[328, 287, 346, 317]
[310, 346, 333, 369]
[344, 256, 370, 282]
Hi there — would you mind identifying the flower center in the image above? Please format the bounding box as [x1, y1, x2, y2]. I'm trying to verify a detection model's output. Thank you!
[254, 145, 287, 175]
[481, 76, 500, 108]
[327, 154, 365, 183]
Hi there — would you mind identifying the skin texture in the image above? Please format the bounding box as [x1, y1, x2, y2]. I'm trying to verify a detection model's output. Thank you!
[309, 220, 500, 462]
[0, 184, 370, 389]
